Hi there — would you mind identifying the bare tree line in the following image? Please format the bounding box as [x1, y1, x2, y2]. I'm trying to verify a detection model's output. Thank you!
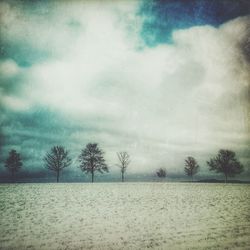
[3, 145, 244, 183]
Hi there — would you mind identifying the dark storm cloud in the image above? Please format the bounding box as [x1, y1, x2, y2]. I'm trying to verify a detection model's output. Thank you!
[0, 106, 124, 170]
[0, 108, 77, 167]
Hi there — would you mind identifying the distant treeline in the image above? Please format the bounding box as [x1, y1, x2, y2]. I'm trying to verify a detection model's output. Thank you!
[3, 143, 244, 183]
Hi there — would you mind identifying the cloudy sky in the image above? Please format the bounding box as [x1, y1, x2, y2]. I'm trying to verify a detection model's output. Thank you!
[0, 0, 249, 181]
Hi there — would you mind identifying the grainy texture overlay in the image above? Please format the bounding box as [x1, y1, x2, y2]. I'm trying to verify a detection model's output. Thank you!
[0, 0, 249, 181]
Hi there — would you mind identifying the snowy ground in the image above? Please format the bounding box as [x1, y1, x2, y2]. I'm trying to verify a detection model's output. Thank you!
[0, 183, 250, 250]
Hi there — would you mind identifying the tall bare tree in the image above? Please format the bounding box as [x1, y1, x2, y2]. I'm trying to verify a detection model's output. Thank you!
[184, 156, 199, 182]
[207, 149, 244, 183]
[156, 168, 167, 178]
[78, 143, 108, 183]
[44, 146, 72, 182]
[5, 149, 22, 182]
[117, 152, 130, 182]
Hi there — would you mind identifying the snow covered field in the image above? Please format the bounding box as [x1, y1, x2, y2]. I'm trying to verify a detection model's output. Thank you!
[0, 183, 249, 250]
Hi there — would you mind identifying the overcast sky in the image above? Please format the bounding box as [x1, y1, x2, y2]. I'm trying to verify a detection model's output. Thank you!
[0, 0, 249, 180]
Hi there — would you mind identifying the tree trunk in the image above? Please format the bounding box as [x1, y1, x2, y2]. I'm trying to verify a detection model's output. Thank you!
[91, 171, 94, 183]
[11, 170, 14, 183]
[91, 162, 94, 183]
[191, 175, 193, 182]
[225, 173, 227, 183]
[56, 171, 59, 183]
[122, 172, 124, 182]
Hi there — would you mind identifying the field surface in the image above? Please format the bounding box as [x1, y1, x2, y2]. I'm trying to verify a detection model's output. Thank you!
[0, 183, 250, 250]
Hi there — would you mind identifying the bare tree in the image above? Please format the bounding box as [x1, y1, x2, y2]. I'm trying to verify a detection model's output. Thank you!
[78, 143, 108, 183]
[156, 168, 167, 178]
[184, 156, 199, 182]
[5, 149, 22, 182]
[44, 146, 72, 182]
[117, 152, 130, 182]
[207, 149, 244, 183]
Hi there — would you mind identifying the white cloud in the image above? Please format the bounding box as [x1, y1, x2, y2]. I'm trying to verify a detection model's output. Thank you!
[0, 1, 249, 174]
